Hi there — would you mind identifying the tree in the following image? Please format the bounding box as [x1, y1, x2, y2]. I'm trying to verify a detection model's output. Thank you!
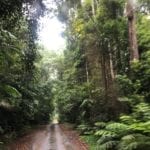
[126, 0, 139, 62]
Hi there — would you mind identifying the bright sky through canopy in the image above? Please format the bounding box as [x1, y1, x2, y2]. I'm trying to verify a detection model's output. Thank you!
[38, 16, 66, 52]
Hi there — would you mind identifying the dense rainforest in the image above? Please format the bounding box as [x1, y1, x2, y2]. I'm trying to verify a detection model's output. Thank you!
[0, 0, 150, 150]
[0, 0, 54, 146]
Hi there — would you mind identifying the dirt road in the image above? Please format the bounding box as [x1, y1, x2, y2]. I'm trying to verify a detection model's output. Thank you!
[7, 124, 88, 150]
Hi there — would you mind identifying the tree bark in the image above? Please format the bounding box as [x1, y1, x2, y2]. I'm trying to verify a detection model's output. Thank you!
[126, 0, 139, 62]
[109, 51, 115, 80]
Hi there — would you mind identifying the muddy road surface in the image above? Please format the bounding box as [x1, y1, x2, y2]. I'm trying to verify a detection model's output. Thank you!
[7, 124, 88, 150]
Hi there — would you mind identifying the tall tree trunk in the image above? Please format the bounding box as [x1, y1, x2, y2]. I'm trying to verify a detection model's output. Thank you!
[85, 57, 94, 108]
[108, 42, 115, 79]
[126, 0, 139, 62]
[100, 52, 108, 93]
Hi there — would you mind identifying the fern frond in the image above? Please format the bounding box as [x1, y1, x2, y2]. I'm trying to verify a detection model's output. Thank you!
[95, 130, 116, 137]
[118, 141, 138, 150]
[133, 103, 150, 120]
[97, 140, 118, 150]
[118, 133, 150, 150]
[120, 115, 137, 124]
[97, 133, 117, 144]
[106, 123, 129, 132]
[129, 121, 150, 133]
[121, 134, 135, 141]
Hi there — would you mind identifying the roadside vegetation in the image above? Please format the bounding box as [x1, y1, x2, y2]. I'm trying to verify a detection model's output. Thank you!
[52, 0, 150, 149]
[0, 0, 54, 147]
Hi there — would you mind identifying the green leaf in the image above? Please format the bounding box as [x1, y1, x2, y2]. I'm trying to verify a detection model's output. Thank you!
[3, 85, 21, 98]
[95, 130, 116, 137]
[94, 122, 106, 128]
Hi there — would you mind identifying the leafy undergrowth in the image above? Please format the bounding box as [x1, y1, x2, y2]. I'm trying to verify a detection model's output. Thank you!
[81, 135, 98, 150]
[0, 125, 35, 149]
[0, 132, 17, 149]
[78, 102, 150, 150]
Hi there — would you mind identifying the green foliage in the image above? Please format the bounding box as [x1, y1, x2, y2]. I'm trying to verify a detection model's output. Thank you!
[77, 124, 93, 135]
[54, 0, 129, 123]
[54, 0, 150, 124]
[92, 101, 150, 150]
[3, 85, 21, 99]
[106, 123, 128, 132]
[137, 15, 150, 51]
[138, 0, 150, 13]
[128, 50, 150, 102]
[97, 141, 118, 150]
[132, 103, 150, 121]
[55, 81, 91, 123]
[0, 0, 53, 139]
[0, 0, 149, 149]
[94, 122, 107, 128]
[115, 75, 135, 96]
[95, 129, 117, 137]
[81, 135, 98, 150]
[118, 134, 150, 150]
[53, 1, 150, 149]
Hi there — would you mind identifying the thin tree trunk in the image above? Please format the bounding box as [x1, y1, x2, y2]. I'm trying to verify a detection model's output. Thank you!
[109, 52, 115, 80]
[101, 53, 108, 93]
[85, 60, 90, 85]
[91, 0, 96, 17]
[85, 59, 92, 98]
